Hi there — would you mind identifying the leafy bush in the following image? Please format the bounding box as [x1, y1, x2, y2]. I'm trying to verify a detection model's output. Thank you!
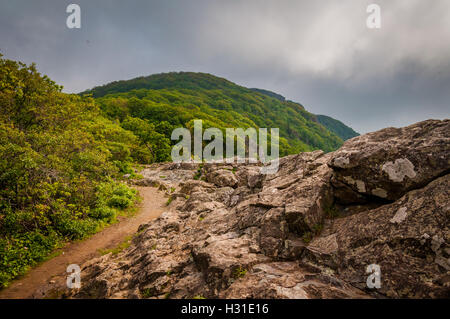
[0, 230, 60, 287]
[0, 55, 139, 288]
[88, 207, 116, 222]
[96, 181, 137, 210]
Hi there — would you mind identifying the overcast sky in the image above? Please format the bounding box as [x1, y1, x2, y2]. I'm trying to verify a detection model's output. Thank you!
[1, 0, 449, 133]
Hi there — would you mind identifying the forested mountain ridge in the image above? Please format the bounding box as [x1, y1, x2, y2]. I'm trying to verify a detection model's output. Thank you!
[248, 88, 359, 140]
[82, 72, 357, 155]
[249, 88, 286, 102]
[316, 114, 359, 140]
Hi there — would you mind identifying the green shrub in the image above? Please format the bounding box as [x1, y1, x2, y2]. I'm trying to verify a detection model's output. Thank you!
[0, 55, 140, 287]
[53, 215, 100, 240]
[88, 206, 117, 222]
[0, 230, 61, 287]
[96, 181, 137, 210]
[114, 160, 134, 174]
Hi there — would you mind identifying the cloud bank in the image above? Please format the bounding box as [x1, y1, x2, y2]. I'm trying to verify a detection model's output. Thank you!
[1, 0, 449, 133]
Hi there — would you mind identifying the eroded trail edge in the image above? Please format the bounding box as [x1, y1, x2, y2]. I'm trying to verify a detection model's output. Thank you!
[0, 186, 166, 299]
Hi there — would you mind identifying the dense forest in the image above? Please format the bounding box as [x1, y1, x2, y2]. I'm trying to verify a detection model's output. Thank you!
[83, 72, 353, 157]
[0, 57, 358, 287]
[316, 115, 359, 141]
[248, 90, 359, 141]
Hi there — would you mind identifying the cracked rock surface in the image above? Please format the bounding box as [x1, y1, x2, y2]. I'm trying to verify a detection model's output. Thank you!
[70, 119, 449, 299]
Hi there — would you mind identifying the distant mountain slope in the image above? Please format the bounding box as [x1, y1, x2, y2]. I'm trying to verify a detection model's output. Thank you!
[249, 88, 286, 102]
[82, 72, 354, 154]
[249, 88, 358, 141]
[316, 115, 359, 140]
[83, 72, 238, 98]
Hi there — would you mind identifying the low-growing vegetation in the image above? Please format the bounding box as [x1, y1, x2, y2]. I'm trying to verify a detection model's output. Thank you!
[233, 266, 247, 278]
[302, 222, 324, 244]
[98, 234, 133, 256]
[324, 204, 340, 219]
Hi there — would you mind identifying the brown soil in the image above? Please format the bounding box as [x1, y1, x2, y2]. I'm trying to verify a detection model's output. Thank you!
[0, 186, 166, 299]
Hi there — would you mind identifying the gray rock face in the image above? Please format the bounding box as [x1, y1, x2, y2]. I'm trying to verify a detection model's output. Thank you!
[220, 262, 369, 299]
[66, 119, 449, 299]
[205, 167, 238, 188]
[304, 174, 449, 298]
[329, 119, 449, 202]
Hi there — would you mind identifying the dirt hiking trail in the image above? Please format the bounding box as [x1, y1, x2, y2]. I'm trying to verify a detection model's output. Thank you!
[0, 186, 166, 299]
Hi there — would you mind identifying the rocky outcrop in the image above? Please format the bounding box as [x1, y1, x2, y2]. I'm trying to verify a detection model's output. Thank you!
[329, 119, 449, 202]
[304, 174, 449, 298]
[67, 119, 449, 299]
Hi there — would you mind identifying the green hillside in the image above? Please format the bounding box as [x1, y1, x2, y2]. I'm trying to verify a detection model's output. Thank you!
[249, 88, 286, 102]
[83, 72, 348, 156]
[316, 115, 359, 140]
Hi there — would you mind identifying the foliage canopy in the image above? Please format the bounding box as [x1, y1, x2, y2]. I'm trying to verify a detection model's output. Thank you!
[83, 72, 348, 156]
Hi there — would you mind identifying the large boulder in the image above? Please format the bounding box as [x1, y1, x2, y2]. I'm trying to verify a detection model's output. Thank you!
[220, 262, 369, 299]
[192, 233, 271, 293]
[262, 151, 334, 237]
[304, 174, 450, 298]
[205, 168, 238, 188]
[329, 119, 449, 202]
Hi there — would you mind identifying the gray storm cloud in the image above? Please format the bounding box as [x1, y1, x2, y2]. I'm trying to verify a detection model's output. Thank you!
[0, 0, 449, 133]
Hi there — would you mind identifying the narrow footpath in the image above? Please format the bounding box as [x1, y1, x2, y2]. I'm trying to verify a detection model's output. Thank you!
[0, 186, 166, 299]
